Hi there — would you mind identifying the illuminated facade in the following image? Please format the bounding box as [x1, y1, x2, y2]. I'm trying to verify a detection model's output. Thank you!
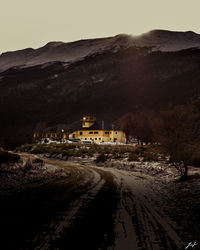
[69, 115, 126, 143]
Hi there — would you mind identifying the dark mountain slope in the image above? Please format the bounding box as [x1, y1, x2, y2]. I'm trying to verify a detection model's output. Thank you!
[1, 46, 200, 147]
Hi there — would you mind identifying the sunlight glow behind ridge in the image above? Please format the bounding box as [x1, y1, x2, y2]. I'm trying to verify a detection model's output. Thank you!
[0, 0, 200, 53]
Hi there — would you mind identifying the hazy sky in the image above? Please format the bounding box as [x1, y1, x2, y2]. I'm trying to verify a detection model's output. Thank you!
[1, 0, 200, 53]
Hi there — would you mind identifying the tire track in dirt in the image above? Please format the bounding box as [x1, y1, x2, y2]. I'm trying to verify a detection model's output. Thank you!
[102, 167, 185, 250]
[32, 168, 105, 249]
[18, 155, 119, 250]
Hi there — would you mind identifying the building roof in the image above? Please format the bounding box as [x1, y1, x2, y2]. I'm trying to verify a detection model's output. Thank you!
[44, 120, 122, 133]
[44, 124, 69, 133]
[67, 120, 121, 132]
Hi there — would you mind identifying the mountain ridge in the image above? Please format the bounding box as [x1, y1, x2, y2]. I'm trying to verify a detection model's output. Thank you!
[1, 29, 200, 73]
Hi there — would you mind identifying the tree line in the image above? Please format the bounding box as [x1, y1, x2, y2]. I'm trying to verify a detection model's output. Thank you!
[120, 103, 200, 180]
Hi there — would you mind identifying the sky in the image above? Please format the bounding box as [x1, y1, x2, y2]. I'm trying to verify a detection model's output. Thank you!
[0, 0, 200, 53]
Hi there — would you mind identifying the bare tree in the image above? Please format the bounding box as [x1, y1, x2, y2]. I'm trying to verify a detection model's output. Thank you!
[134, 111, 155, 145]
[153, 104, 200, 180]
[34, 122, 47, 141]
[119, 113, 136, 143]
[120, 111, 155, 144]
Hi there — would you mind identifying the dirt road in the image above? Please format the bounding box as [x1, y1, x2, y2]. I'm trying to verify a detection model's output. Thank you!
[1, 154, 188, 250]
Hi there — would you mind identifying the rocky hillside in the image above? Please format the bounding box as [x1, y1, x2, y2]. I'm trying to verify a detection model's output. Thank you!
[1, 30, 200, 147]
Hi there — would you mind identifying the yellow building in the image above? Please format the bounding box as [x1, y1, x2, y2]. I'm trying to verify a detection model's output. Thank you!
[69, 115, 126, 143]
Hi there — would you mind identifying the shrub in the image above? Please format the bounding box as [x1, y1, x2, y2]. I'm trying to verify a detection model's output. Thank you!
[31, 145, 46, 154]
[143, 152, 158, 162]
[24, 159, 33, 170]
[15, 144, 35, 152]
[113, 153, 123, 159]
[134, 145, 146, 155]
[87, 149, 94, 157]
[59, 143, 77, 150]
[128, 153, 139, 161]
[32, 158, 44, 166]
[95, 153, 108, 163]
[62, 150, 70, 157]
